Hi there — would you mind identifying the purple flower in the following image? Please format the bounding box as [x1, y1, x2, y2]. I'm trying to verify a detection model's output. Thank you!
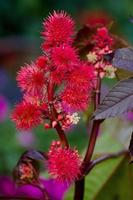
[0, 176, 14, 196]
[0, 176, 69, 200]
[0, 95, 9, 121]
[42, 179, 69, 200]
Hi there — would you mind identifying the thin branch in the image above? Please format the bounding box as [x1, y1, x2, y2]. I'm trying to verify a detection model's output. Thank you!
[74, 75, 101, 200]
[52, 103, 69, 148]
[81, 119, 102, 175]
[94, 77, 101, 109]
[81, 76, 102, 176]
[86, 150, 128, 175]
[47, 78, 69, 148]
[73, 150, 127, 200]
[55, 122, 69, 148]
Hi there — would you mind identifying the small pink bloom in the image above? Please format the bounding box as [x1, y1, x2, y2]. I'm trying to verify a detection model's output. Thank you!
[35, 56, 48, 69]
[44, 123, 51, 129]
[93, 27, 113, 49]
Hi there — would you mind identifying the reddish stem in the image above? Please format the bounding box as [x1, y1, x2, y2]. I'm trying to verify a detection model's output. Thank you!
[47, 78, 69, 148]
[52, 105, 69, 148]
[55, 122, 69, 148]
[81, 75, 101, 173]
[81, 120, 101, 174]
[74, 179, 85, 200]
[74, 75, 101, 200]
[86, 150, 128, 175]
[94, 77, 101, 109]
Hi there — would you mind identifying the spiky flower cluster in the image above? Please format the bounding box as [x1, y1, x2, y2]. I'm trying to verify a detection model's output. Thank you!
[87, 27, 116, 78]
[48, 141, 81, 183]
[11, 11, 95, 130]
[42, 11, 74, 48]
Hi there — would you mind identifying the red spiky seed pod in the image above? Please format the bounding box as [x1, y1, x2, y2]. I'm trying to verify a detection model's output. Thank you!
[48, 141, 81, 183]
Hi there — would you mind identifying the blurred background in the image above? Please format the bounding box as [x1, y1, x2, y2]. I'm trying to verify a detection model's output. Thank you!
[1, 0, 133, 199]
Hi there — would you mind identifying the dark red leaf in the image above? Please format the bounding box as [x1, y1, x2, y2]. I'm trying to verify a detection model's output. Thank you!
[94, 77, 133, 119]
[112, 48, 133, 72]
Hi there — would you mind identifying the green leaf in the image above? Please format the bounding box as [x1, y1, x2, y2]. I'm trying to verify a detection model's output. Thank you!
[84, 157, 124, 200]
[96, 158, 133, 200]
[65, 132, 124, 200]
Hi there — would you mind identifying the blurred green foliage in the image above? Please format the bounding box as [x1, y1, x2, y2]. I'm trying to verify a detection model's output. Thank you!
[0, 118, 88, 175]
[0, 0, 133, 43]
[65, 131, 132, 200]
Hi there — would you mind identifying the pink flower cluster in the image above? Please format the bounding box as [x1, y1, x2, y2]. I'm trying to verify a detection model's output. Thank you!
[11, 11, 95, 130]
[87, 27, 116, 78]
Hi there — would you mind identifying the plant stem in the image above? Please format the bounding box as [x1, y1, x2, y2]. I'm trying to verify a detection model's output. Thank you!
[81, 119, 102, 174]
[74, 75, 101, 200]
[82, 75, 101, 172]
[74, 179, 85, 200]
[73, 119, 102, 200]
[52, 104, 69, 148]
[83, 76, 102, 169]
[73, 150, 127, 200]
[47, 78, 69, 148]
[86, 150, 128, 175]
[55, 122, 69, 148]
[94, 76, 101, 109]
